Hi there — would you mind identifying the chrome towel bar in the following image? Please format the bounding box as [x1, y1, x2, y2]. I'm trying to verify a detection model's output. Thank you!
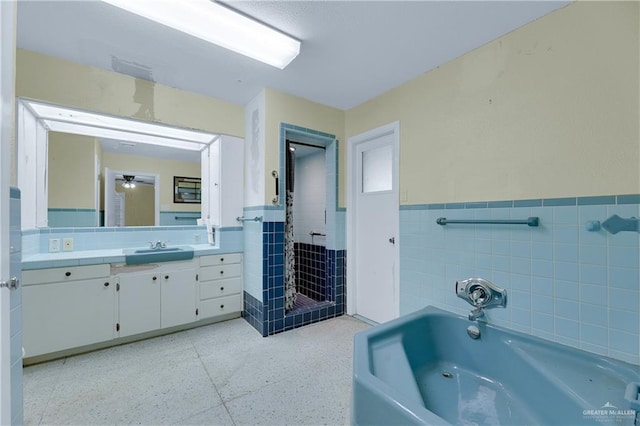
[236, 216, 263, 223]
[436, 217, 539, 227]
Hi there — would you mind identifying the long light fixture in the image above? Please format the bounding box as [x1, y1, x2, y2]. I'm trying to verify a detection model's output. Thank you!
[102, 0, 301, 69]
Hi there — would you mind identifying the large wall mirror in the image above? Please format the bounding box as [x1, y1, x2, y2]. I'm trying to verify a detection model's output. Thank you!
[17, 99, 221, 229]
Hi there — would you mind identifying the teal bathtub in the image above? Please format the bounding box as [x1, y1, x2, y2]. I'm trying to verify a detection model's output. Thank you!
[352, 306, 640, 425]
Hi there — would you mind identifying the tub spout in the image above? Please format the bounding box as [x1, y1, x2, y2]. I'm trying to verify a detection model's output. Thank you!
[468, 307, 485, 321]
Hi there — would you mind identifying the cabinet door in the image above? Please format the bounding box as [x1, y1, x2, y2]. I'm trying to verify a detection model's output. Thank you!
[161, 269, 197, 328]
[118, 273, 161, 337]
[23, 278, 115, 357]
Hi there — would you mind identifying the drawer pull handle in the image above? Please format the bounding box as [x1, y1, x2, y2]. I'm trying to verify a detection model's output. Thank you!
[152, 276, 157, 281]
[65, 271, 71, 277]
[165, 275, 169, 280]
[220, 270, 224, 275]
[104, 282, 110, 287]
[220, 258, 224, 262]
[220, 304, 225, 309]
[220, 286, 224, 291]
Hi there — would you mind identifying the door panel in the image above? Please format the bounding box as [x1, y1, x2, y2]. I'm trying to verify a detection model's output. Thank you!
[354, 129, 398, 324]
[118, 273, 161, 337]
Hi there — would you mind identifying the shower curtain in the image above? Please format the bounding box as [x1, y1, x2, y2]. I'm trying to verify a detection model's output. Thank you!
[284, 145, 297, 311]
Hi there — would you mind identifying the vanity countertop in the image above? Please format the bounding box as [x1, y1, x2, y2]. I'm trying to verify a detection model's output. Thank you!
[22, 244, 232, 270]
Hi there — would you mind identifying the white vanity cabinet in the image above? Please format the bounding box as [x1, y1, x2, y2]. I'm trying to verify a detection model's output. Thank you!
[22, 264, 115, 358]
[23, 254, 243, 362]
[198, 254, 243, 320]
[116, 261, 197, 337]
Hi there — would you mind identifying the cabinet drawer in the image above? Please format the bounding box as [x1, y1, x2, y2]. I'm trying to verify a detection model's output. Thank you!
[199, 263, 241, 281]
[23, 264, 110, 286]
[199, 294, 242, 319]
[199, 277, 242, 300]
[199, 253, 242, 267]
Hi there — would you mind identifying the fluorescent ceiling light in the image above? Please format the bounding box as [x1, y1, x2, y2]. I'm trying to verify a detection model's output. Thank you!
[102, 0, 301, 69]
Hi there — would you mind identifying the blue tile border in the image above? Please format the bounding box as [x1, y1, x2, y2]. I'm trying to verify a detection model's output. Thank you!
[514, 199, 542, 208]
[543, 197, 577, 207]
[617, 195, 640, 204]
[400, 194, 639, 210]
[465, 202, 488, 209]
[445, 203, 465, 209]
[488, 201, 513, 208]
[577, 196, 616, 206]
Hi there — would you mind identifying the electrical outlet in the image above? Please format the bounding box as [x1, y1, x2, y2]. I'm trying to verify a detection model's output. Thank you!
[49, 239, 60, 252]
[63, 238, 74, 251]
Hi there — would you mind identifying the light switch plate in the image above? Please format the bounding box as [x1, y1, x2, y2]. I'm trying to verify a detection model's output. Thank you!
[49, 239, 60, 252]
[63, 238, 74, 251]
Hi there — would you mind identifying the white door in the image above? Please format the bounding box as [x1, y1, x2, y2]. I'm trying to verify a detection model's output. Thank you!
[0, 2, 17, 424]
[348, 122, 399, 324]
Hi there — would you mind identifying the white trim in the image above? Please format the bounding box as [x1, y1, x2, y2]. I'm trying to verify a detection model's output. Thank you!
[0, 2, 16, 423]
[346, 121, 400, 319]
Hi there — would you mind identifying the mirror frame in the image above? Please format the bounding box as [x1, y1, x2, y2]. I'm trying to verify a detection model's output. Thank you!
[16, 98, 218, 230]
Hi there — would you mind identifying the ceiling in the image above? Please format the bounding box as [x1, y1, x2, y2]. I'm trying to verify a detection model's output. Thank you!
[17, 1, 570, 111]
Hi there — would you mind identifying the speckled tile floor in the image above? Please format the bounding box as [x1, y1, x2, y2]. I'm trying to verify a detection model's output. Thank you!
[23, 315, 370, 426]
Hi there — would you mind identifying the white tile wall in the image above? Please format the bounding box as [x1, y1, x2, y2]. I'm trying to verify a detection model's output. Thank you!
[293, 150, 326, 245]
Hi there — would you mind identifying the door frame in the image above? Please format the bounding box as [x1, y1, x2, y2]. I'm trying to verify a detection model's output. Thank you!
[346, 121, 400, 320]
[0, 1, 16, 423]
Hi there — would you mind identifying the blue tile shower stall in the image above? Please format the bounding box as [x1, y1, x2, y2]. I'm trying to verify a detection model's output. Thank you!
[243, 123, 346, 336]
[399, 194, 640, 364]
[243, 221, 346, 336]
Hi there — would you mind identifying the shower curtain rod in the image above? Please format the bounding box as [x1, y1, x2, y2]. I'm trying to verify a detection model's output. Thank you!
[286, 140, 326, 150]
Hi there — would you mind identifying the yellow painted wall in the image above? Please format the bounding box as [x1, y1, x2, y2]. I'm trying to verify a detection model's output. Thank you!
[48, 132, 96, 209]
[264, 88, 346, 206]
[345, 1, 639, 204]
[115, 184, 155, 226]
[102, 152, 200, 211]
[15, 49, 244, 136]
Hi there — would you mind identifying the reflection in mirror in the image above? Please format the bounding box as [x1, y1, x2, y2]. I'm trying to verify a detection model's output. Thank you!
[108, 171, 157, 227]
[47, 131, 201, 227]
[18, 99, 219, 230]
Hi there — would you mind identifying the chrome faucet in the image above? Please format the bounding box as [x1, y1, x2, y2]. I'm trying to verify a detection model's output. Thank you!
[456, 278, 507, 321]
[149, 240, 168, 249]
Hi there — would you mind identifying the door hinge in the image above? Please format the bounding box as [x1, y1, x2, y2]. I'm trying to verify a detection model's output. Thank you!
[116, 323, 120, 332]
[0, 277, 19, 290]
